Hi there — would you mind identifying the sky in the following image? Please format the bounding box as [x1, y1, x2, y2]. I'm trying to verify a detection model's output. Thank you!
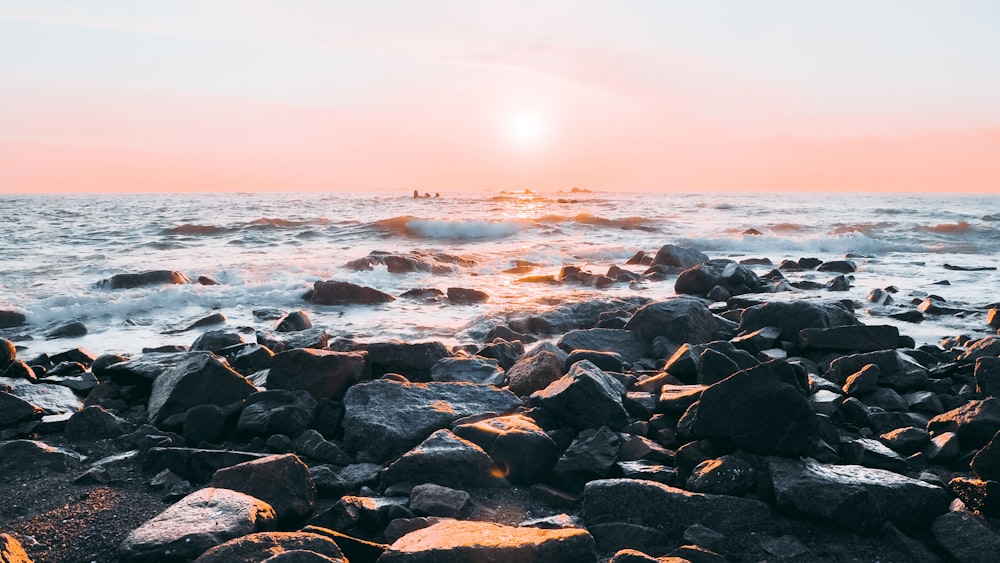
[1, 1, 999, 194]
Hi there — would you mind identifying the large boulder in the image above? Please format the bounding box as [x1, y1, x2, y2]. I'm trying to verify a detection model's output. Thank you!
[0, 311, 26, 329]
[236, 390, 317, 438]
[825, 349, 928, 389]
[927, 399, 1000, 450]
[737, 301, 859, 342]
[331, 340, 448, 381]
[99, 352, 193, 386]
[624, 299, 717, 346]
[0, 377, 82, 415]
[305, 280, 395, 305]
[675, 259, 763, 299]
[142, 447, 268, 483]
[798, 325, 900, 352]
[381, 429, 504, 488]
[765, 457, 949, 532]
[102, 270, 190, 289]
[551, 426, 622, 491]
[430, 357, 505, 386]
[684, 360, 818, 455]
[452, 413, 559, 485]
[530, 361, 629, 431]
[379, 520, 597, 563]
[342, 379, 522, 463]
[505, 349, 565, 397]
[652, 244, 709, 270]
[557, 329, 650, 365]
[0, 439, 83, 473]
[119, 488, 277, 562]
[65, 405, 136, 440]
[193, 532, 345, 563]
[582, 478, 771, 536]
[931, 511, 1000, 563]
[210, 454, 317, 523]
[0, 391, 41, 426]
[264, 349, 367, 400]
[148, 352, 257, 427]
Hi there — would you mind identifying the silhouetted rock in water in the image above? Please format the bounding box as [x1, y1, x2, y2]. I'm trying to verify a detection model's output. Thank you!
[163, 312, 227, 334]
[46, 320, 87, 339]
[379, 520, 597, 563]
[624, 298, 718, 346]
[447, 287, 489, 303]
[0, 310, 25, 328]
[675, 259, 764, 299]
[190, 330, 244, 353]
[943, 263, 998, 271]
[737, 300, 859, 342]
[102, 270, 190, 289]
[400, 288, 445, 301]
[342, 378, 521, 463]
[193, 532, 346, 563]
[147, 351, 256, 427]
[531, 360, 629, 431]
[119, 488, 277, 562]
[210, 454, 317, 523]
[257, 327, 329, 353]
[381, 429, 505, 488]
[329, 339, 448, 380]
[652, 244, 709, 270]
[452, 413, 558, 485]
[264, 348, 367, 401]
[817, 259, 857, 273]
[305, 280, 395, 305]
[196, 275, 219, 285]
[766, 457, 949, 533]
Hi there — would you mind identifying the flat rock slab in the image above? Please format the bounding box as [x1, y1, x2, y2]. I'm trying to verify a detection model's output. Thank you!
[766, 457, 949, 533]
[193, 532, 345, 563]
[120, 487, 277, 562]
[342, 379, 521, 463]
[0, 376, 83, 415]
[379, 520, 597, 563]
[148, 352, 257, 426]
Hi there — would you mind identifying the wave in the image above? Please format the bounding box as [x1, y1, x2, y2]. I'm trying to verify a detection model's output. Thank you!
[163, 224, 231, 236]
[372, 216, 528, 240]
[914, 221, 974, 234]
[246, 217, 330, 229]
[829, 222, 894, 236]
[677, 231, 910, 256]
[534, 213, 660, 231]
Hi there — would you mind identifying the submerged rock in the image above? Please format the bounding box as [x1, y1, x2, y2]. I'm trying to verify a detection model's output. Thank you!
[305, 280, 395, 305]
[102, 270, 190, 289]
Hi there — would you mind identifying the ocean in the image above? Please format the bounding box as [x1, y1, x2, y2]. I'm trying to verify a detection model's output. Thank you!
[1, 190, 998, 359]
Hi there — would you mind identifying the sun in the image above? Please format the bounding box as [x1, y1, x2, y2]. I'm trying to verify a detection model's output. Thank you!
[505, 111, 548, 152]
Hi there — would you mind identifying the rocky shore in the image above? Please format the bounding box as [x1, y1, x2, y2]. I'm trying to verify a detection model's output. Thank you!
[3, 244, 1000, 562]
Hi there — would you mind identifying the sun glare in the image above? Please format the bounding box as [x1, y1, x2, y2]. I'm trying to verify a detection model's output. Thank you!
[505, 111, 548, 152]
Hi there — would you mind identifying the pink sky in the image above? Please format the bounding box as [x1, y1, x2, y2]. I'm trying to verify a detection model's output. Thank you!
[2, 1, 998, 194]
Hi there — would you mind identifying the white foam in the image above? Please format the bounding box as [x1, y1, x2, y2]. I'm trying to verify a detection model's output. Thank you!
[405, 219, 527, 240]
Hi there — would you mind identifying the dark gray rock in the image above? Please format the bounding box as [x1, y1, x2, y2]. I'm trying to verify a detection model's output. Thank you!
[237, 389, 317, 438]
[1, 359, 34, 381]
[430, 356, 504, 385]
[505, 349, 564, 397]
[0, 391, 40, 426]
[765, 457, 949, 532]
[100, 352, 192, 386]
[798, 325, 899, 352]
[183, 404, 228, 445]
[0, 338, 16, 370]
[879, 426, 931, 456]
[842, 438, 909, 473]
[959, 336, 1000, 363]
[475, 339, 524, 371]
[616, 460, 676, 485]
[843, 364, 881, 395]
[103, 270, 189, 289]
[193, 532, 345, 563]
[949, 477, 1000, 517]
[306, 280, 395, 305]
[330, 340, 447, 381]
[142, 447, 268, 482]
[0, 376, 83, 415]
[65, 405, 135, 440]
[408, 483, 471, 518]
[447, 287, 489, 303]
[257, 328, 329, 352]
[927, 398, 1000, 450]
[931, 511, 1000, 563]
[530, 360, 629, 431]
[274, 310, 313, 332]
[0, 439, 83, 473]
[652, 244, 709, 270]
[293, 429, 353, 465]
[686, 455, 756, 496]
[975, 357, 1000, 397]
[309, 495, 410, 532]
[675, 259, 763, 298]
[119, 487, 277, 562]
[190, 330, 245, 352]
[452, 413, 558, 485]
[624, 298, 718, 346]
[0, 311, 26, 329]
[825, 349, 929, 390]
[566, 350, 624, 373]
[210, 453, 317, 523]
[588, 523, 668, 556]
[737, 301, 859, 342]
[971, 429, 1000, 480]
[265, 349, 366, 400]
[342, 379, 521, 463]
[381, 429, 504, 488]
[558, 328, 650, 365]
[552, 426, 622, 491]
[46, 320, 87, 339]
[147, 352, 256, 426]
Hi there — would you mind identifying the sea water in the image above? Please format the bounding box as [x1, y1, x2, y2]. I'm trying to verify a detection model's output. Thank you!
[1, 190, 998, 359]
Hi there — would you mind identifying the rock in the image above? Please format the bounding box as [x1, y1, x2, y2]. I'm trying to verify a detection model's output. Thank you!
[843, 364, 881, 395]
[305, 280, 395, 305]
[408, 483, 471, 518]
[616, 460, 676, 485]
[0, 338, 16, 370]
[879, 427, 931, 456]
[798, 325, 900, 352]
[381, 429, 503, 488]
[0, 311, 26, 329]
[237, 389, 317, 438]
[193, 532, 345, 563]
[552, 427, 622, 491]
[530, 360, 629, 430]
[558, 328, 650, 365]
[378, 520, 597, 563]
[142, 447, 268, 482]
[624, 299, 718, 346]
[652, 244, 709, 270]
[931, 510, 1000, 563]
[332, 340, 448, 380]
[609, 549, 659, 563]
[164, 312, 228, 334]
[817, 259, 857, 273]
[975, 357, 1000, 397]
[0, 533, 32, 563]
[765, 457, 949, 532]
[825, 349, 928, 389]
[842, 438, 909, 473]
[293, 429, 353, 465]
[0, 377, 83, 415]
[147, 352, 256, 427]
[567, 350, 624, 373]
[583, 478, 771, 536]
[959, 336, 1000, 363]
[588, 523, 668, 556]
[760, 535, 810, 559]
[452, 413, 558, 485]
[274, 311, 313, 332]
[310, 495, 410, 532]
[210, 454, 317, 523]
[505, 349, 565, 397]
[1, 359, 34, 381]
[927, 398, 1000, 450]
[0, 439, 82, 473]
[475, 339, 524, 371]
[926, 431, 962, 462]
[0, 391, 41, 426]
[971, 430, 1000, 480]
[183, 404, 228, 445]
[447, 287, 489, 303]
[684, 360, 818, 455]
[949, 477, 1000, 517]
[191, 330, 245, 352]
[675, 259, 763, 298]
[103, 270, 189, 289]
[99, 352, 192, 386]
[343, 379, 521, 463]
[265, 349, 366, 401]
[430, 356, 504, 385]
[258, 328, 330, 353]
[737, 301, 859, 342]
[337, 463, 382, 490]
[46, 320, 87, 339]
[120, 488, 277, 562]
[686, 455, 756, 496]
[65, 405, 135, 440]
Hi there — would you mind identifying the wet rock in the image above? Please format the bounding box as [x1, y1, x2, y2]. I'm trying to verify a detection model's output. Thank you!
[926, 431, 962, 462]
[583, 478, 771, 536]
[305, 280, 395, 305]
[879, 426, 931, 456]
[0, 311, 26, 329]
[799, 325, 899, 352]
[949, 477, 1000, 517]
[0, 359, 33, 381]
[842, 438, 909, 473]
[931, 510, 1000, 563]
[99, 352, 191, 386]
[293, 429, 352, 465]
[0, 338, 16, 370]
[960, 336, 1000, 363]
[825, 349, 928, 390]
[686, 455, 756, 496]
[971, 430, 1000, 480]
[558, 328, 650, 365]
[616, 460, 676, 485]
[65, 405, 135, 440]
[381, 429, 504, 488]
[400, 288, 446, 301]
[342, 379, 521, 463]
[927, 398, 1000, 450]
[552, 426, 622, 491]
[274, 310, 313, 332]
[505, 348, 565, 397]
[311, 495, 410, 532]
[975, 357, 1000, 397]
[452, 413, 558, 485]
[0, 376, 83, 415]
[408, 483, 471, 518]
[675, 259, 763, 298]
[142, 447, 268, 482]
[430, 356, 504, 385]
[530, 360, 629, 431]
[737, 301, 858, 342]
[331, 340, 448, 381]
[843, 364, 881, 395]
[817, 259, 857, 273]
[147, 352, 256, 426]
[0, 391, 41, 426]
[0, 439, 83, 473]
[684, 360, 818, 455]
[265, 349, 366, 401]
[120, 487, 277, 562]
[759, 535, 811, 559]
[191, 330, 245, 352]
[588, 523, 668, 556]
[237, 389, 317, 438]
[624, 298, 718, 346]
[765, 457, 949, 532]
[652, 244, 709, 270]
[211, 454, 317, 523]
[379, 520, 597, 563]
[184, 404, 228, 445]
[46, 320, 87, 339]
[193, 532, 345, 563]
[447, 287, 489, 303]
[475, 339, 524, 371]
[103, 270, 190, 289]
[164, 312, 227, 334]
[567, 350, 624, 373]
